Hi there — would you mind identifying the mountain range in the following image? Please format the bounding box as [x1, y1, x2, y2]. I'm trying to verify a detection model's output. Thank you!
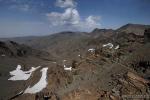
[0, 23, 150, 100]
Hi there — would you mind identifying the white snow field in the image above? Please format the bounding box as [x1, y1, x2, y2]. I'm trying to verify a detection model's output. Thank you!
[24, 67, 48, 94]
[8, 65, 40, 81]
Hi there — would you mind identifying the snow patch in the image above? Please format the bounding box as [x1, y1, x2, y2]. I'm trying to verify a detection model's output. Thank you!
[103, 43, 114, 49]
[63, 60, 72, 71]
[8, 65, 40, 81]
[64, 67, 72, 71]
[63, 60, 67, 62]
[63, 64, 67, 68]
[88, 48, 95, 52]
[115, 45, 119, 49]
[63, 64, 72, 71]
[24, 67, 48, 94]
[103, 43, 120, 50]
[1, 54, 5, 57]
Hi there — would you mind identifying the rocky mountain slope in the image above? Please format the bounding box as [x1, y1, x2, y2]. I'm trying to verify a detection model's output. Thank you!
[0, 41, 50, 57]
[0, 24, 150, 100]
[1, 24, 149, 59]
[0, 41, 56, 99]
[117, 23, 150, 35]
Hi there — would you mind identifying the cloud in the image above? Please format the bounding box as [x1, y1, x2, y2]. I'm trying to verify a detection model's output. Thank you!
[82, 16, 101, 29]
[46, 0, 101, 32]
[55, 0, 76, 8]
[46, 8, 80, 26]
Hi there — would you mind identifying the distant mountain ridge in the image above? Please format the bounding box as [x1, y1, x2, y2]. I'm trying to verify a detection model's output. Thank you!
[0, 40, 49, 57]
[1, 23, 149, 40]
[117, 23, 150, 35]
[0, 23, 150, 100]
[0, 23, 150, 59]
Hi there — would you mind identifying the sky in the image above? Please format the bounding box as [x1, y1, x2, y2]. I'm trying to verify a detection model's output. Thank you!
[0, 0, 150, 37]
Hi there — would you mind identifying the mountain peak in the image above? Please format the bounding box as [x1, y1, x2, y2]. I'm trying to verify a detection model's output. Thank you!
[117, 23, 150, 35]
[92, 28, 113, 33]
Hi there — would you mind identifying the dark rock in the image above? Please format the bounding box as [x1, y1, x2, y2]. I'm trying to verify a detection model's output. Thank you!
[144, 28, 150, 42]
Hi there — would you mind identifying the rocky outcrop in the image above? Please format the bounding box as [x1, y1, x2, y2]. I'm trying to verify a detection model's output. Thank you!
[60, 72, 150, 100]
[110, 72, 150, 100]
[144, 28, 150, 43]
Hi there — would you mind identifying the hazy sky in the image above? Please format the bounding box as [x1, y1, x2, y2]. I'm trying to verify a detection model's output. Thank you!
[0, 0, 150, 37]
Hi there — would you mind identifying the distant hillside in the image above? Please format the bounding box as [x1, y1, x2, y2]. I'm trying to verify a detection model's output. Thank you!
[0, 23, 150, 59]
[117, 23, 150, 35]
[90, 28, 115, 38]
[0, 36, 39, 45]
[0, 40, 51, 58]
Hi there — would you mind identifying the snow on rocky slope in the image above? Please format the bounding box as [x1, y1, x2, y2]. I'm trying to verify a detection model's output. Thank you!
[8, 65, 40, 81]
[24, 67, 48, 94]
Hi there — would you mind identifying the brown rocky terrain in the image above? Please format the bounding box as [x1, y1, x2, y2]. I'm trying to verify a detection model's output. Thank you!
[117, 23, 150, 35]
[0, 24, 150, 100]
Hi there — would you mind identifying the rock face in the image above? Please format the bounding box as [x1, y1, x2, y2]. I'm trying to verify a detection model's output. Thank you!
[144, 28, 150, 43]
[111, 72, 150, 99]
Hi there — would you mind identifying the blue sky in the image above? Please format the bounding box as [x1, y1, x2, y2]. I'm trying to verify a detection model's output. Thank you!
[0, 0, 150, 37]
